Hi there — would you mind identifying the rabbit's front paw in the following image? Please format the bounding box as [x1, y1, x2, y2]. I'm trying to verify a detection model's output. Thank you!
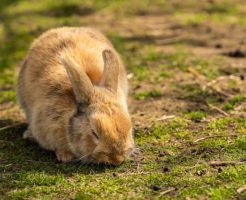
[56, 149, 75, 162]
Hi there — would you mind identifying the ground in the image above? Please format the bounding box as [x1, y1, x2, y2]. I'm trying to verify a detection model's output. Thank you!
[0, 0, 246, 199]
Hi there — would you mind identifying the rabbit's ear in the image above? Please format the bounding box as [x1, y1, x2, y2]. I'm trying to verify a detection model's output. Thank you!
[61, 54, 94, 104]
[101, 49, 119, 93]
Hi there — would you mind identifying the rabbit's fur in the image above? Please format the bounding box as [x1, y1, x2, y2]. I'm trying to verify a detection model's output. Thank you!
[17, 27, 134, 165]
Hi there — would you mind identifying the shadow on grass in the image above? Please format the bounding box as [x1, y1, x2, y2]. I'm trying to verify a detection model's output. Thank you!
[0, 0, 19, 12]
[0, 119, 115, 196]
[39, 3, 95, 17]
[2, 3, 95, 18]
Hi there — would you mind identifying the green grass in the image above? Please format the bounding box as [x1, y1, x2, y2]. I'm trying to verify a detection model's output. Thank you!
[192, 58, 221, 80]
[1, 117, 245, 199]
[1, 0, 246, 199]
[134, 89, 162, 100]
[186, 111, 206, 122]
[223, 95, 245, 111]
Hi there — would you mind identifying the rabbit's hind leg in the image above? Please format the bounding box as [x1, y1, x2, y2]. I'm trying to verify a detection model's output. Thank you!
[23, 127, 35, 141]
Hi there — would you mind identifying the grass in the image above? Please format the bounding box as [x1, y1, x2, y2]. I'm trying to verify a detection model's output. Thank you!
[223, 95, 245, 111]
[1, 0, 246, 199]
[186, 111, 206, 122]
[134, 89, 162, 100]
[192, 58, 221, 80]
[2, 117, 245, 199]
[173, 0, 246, 27]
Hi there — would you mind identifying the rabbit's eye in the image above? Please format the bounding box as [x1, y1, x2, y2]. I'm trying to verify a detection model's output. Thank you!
[91, 130, 99, 139]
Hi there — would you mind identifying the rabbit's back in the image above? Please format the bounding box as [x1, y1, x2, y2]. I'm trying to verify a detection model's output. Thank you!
[17, 27, 116, 118]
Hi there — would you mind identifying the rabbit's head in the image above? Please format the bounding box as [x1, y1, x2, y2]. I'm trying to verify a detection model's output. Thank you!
[62, 50, 134, 166]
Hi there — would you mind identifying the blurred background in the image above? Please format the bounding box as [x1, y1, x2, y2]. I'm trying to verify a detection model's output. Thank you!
[0, 0, 245, 115]
[0, 1, 246, 199]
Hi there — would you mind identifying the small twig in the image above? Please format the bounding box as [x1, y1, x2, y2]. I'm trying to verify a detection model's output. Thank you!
[209, 160, 243, 167]
[188, 68, 238, 97]
[237, 185, 246, 193]
[202, 75, 242, 98]
[193, 133, 246, 143]
[0, 102, 15, 111]
[156, 115, 175, 121]
[0, 140, 8, 142]
[136, 163, 140, 171]
[208, 104, 230, 116]
[127, 73, 134, 79]
[211, 87, 232, 97]
[188, 67, 207, 81]
[0, 140, 14, 145]
[0, 123, 24, 132]
[183, 162, 203, 171]
[203, 75, 241, 90]
[159, 187, 176, 196]
[0, 158, 50, 164]
[24, 159, 51, 163]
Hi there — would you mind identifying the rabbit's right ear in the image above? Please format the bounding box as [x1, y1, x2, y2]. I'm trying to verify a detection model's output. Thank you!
[101, 49, 119, 94]
[61, 54, 94, 104]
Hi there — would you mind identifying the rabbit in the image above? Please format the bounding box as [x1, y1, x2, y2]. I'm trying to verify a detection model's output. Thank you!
[17, 27, 134, 165]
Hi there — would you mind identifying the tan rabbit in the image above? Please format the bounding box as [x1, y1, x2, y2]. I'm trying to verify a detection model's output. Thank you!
[17, 27, 134, 165]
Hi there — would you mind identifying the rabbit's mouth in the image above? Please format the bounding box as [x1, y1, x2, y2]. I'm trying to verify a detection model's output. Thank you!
[71, 146, 134, 166]
[72, 152, 125, 166]
[92, 153, 127, 166]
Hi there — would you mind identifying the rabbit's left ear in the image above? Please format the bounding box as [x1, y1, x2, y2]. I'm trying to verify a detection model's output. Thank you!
[101, 49, 119, 93]
[61, 54, 94, 105]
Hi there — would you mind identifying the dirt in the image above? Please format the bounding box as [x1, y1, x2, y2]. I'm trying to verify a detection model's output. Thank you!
[1, 11, 246, 127]
[122, 16, 246, 126]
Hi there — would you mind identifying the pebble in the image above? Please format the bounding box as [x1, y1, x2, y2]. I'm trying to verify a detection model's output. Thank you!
[158, 152, 165, 157]
[214, 43, 222, 49]
[240, 75, 244, 81]
[151, 185, 162, 191]
[217, 167, 223, 173]
[163, 167, 170, 173]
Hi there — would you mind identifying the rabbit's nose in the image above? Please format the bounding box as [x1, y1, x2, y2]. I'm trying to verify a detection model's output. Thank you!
[111, 156, 125, 166]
